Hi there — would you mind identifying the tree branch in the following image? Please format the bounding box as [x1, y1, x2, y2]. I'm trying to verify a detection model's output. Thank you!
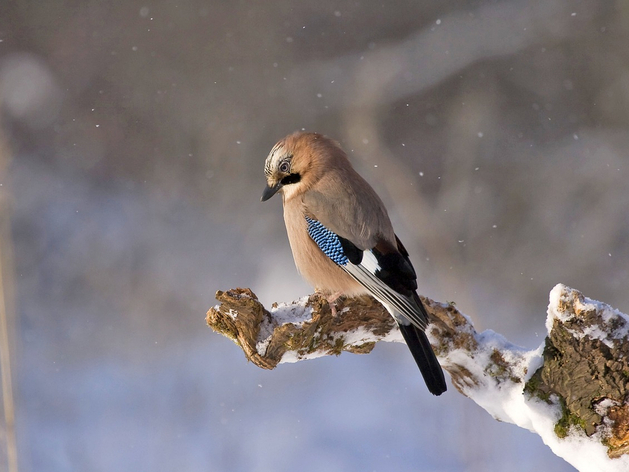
[207, 284, 629, 471]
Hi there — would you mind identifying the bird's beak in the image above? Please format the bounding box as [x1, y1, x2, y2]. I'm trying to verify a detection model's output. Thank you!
[261, 181, 282, 202]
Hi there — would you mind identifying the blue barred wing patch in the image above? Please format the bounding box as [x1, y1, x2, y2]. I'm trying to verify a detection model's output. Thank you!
[305, 217, 348, 266]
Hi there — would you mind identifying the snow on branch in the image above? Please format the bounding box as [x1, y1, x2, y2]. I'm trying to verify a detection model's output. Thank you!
[207, 284, 629, 472]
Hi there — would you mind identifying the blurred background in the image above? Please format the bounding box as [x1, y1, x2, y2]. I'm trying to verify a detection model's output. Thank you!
[1, 0, 628, 471]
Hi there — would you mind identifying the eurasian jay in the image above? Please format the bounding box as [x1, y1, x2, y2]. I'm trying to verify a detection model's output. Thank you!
[261, 131, 447, 396]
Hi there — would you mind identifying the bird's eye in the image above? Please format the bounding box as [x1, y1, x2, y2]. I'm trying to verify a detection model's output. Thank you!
[279, 161, 290, 173]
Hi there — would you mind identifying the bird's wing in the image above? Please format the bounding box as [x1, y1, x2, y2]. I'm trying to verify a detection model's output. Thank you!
[304, 216, 428, 330]
[302, 170, 395, 250]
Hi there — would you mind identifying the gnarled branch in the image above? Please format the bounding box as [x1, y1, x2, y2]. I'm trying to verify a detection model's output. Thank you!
[207, 284, 629, 471]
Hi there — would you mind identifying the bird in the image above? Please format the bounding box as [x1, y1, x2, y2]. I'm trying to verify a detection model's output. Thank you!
[261, 131, 447, 396]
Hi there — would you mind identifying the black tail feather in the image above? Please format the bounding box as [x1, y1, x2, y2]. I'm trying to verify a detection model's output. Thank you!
[398, 323, 447, 396]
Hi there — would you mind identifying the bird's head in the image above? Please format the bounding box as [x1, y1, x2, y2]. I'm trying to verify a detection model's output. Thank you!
[261, 131, 345, 202]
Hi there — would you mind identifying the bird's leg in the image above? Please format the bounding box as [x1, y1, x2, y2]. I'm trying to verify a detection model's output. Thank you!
[326, 291, 344, 317]
[314, 289, 344, 316]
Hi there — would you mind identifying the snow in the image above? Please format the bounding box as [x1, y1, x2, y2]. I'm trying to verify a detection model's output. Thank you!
[257, 296, 313, 356]
[547, 284, 629, 348]
[269, 296, 313, 325]
[329, 326, 377, 346]
[279, 349, 327, 364]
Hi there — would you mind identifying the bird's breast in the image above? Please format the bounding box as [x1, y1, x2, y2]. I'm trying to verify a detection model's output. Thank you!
[283, 200, 365, 296]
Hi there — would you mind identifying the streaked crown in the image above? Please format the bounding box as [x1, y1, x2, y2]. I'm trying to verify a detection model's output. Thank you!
[264, 140, 292, 179]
